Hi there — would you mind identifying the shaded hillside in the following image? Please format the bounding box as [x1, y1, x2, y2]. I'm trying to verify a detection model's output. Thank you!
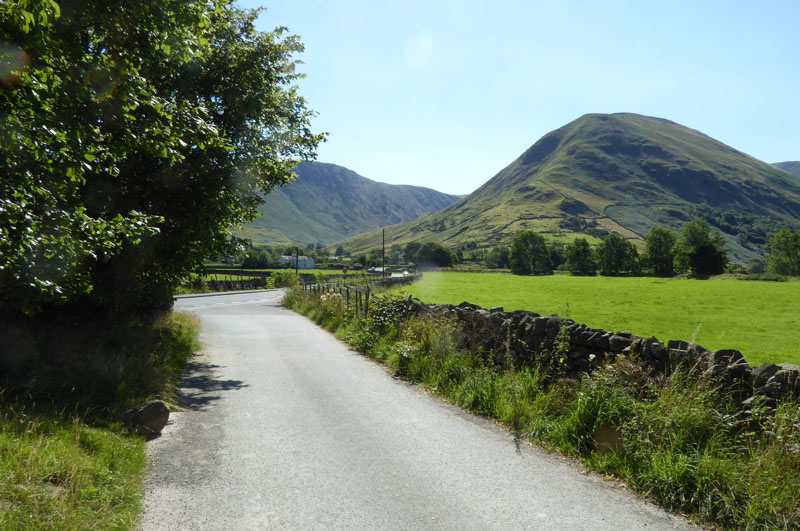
[340, 113, 800, 265]
[237, 161, 460, 246]
[775, 161, 800, 177]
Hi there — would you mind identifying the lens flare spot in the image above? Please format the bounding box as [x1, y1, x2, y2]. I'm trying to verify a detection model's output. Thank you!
[0, 43, 30, 85]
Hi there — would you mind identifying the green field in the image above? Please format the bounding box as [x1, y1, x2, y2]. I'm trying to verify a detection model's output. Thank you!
[395, 272, 800, 366]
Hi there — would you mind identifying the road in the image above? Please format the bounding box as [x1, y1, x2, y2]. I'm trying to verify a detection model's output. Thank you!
[141, 290, 696, 530]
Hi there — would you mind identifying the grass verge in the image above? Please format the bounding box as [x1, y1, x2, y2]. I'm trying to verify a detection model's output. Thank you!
[284, 288, 800, 530]
[0, 312, 199, 529]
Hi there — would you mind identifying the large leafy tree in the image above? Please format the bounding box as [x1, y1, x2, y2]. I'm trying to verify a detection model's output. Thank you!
[565, 237, 596, 275]
[673, 219, 728, 277]
[1, 1, 323, 319]
[766, 228, 800, 276]
[413, 242, 453, 269]
[644, 226, 676, 277]
[595, 234, 639, 276]
[509, 231, 552, 275]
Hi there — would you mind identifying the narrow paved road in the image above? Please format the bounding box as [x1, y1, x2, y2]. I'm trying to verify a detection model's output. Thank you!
[141, 290, 696, 530]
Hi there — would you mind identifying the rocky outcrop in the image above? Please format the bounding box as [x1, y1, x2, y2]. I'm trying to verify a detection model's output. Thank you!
[401, 298, 799, 404]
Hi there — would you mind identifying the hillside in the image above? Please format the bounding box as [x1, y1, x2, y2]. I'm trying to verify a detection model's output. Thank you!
[339, 113, 800, 265]
[775, 161, 800, 177]
[237, 161, 460, 247]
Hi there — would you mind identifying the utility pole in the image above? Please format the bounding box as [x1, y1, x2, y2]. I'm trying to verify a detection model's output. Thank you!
[294, 247, 298, 275]
[382, 229, 385, 285]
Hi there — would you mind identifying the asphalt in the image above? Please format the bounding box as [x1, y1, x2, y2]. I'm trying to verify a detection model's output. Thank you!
[140, 290, 698, 530]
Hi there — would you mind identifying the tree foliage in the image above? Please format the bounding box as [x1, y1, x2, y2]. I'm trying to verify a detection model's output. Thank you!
[644, 227, 676, 277]
[509, 231, 552, 275]
[766, 228, 800, 276]
[565, 237, 596, 275]
[1, 1, 323, 319]
[485, 246, 510, 269]
[403, 242, 421, 264]
[595, 234, 639, 276]
[412, 242, 453, 269]
[673, 220, 728, 277]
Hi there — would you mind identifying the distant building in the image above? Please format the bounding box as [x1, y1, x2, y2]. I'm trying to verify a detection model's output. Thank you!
[279, 255, 315, 269]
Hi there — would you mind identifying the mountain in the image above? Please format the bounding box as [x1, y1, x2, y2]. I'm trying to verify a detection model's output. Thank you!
[775, 161, 800, 177]
[339, 113, 800, 264]
[237, 161, 461, 247]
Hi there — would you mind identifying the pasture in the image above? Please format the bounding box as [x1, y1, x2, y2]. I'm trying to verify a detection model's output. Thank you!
[395, 272, 800, 366]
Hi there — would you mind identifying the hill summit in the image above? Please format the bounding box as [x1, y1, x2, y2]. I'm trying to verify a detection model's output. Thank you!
[340, 113, 800, 264]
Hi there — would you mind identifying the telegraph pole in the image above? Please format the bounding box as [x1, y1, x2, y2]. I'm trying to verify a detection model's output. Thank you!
[382, 229, 385, 285]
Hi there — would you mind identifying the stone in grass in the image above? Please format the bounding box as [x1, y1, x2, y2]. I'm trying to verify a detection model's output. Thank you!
[123, 400, 170, 437]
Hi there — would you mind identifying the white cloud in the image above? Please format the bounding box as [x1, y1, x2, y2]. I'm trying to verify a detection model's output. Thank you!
[403, 35, 433, 69]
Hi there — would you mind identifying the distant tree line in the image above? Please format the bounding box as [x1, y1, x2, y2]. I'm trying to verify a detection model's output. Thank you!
[336, 219, 800, 278]
[505, 219, 730, 278]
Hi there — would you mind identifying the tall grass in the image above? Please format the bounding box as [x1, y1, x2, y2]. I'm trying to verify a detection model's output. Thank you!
[285, 289, 800, 529]
[0, 312, 199, 529]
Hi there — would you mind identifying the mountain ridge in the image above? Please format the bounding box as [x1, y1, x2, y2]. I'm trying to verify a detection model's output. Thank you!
[337, 113, 800, 265]
[238, 161, 461, 247]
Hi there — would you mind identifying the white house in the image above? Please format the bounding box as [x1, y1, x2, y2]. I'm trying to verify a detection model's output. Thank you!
[279, 255, 315, 269]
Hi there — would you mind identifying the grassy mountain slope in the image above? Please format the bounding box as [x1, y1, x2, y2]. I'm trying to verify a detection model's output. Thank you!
[775, 161, 800, 177]
[237, 161, 460, 247]
[340, 113, 800, 264]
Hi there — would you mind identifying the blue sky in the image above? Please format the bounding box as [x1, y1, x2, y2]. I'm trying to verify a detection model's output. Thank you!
[239, 0, 800, 195]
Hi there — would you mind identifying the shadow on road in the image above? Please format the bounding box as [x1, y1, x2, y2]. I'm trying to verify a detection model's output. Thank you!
[178, 359, 248, 411]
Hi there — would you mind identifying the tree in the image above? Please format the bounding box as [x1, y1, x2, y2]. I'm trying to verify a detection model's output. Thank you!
[596, 234, 629, 276]
[549, 243, 566, 270]
[485, 247, 510, 269]
[509, 231, 552, 275]
[242, 250, 273, 268]
[766, 228, 800, 276]
[1, 1, 323, 320]
[673, 219, 728, 277]
[414, 242, 453, 269]
[335, 245, 344, 257]
[644, 227, 676, 277]
[404, 242, 422, 263]
[596, 234, 640, 276]
[389, 244, 403, 265]
[565, 238, 596, 275]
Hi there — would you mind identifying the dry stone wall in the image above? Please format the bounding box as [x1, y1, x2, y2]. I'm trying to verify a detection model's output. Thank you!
[401, 299, 800, 405]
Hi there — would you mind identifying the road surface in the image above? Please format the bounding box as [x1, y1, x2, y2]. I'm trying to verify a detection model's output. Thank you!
[141, 290, 696, 530]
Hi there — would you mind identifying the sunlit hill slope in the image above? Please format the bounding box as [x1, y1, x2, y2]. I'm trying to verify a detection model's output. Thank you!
[339, 113, 800, 265]
[238, 161, 461, 247]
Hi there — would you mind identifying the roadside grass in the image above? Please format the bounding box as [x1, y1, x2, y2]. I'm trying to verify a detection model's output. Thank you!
[394, 272, 800, 366]
[0, 312, 200, 529]
[284, 289, 800, 529]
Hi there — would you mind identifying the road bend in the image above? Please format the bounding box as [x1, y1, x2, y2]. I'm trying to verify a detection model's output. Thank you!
[141, 290, 696, 530]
